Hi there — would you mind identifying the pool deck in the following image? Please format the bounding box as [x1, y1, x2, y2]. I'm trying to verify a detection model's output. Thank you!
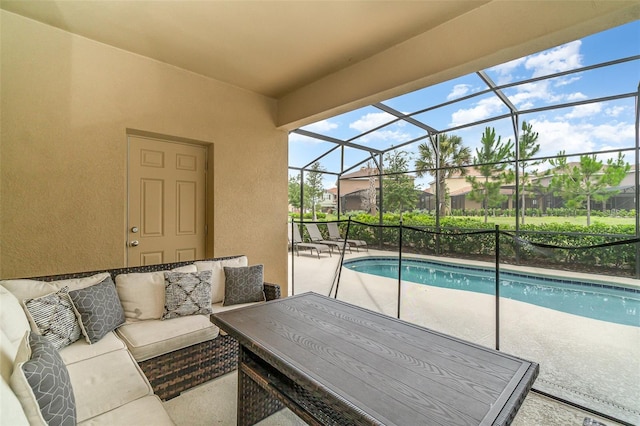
[289, 248, 640, 425]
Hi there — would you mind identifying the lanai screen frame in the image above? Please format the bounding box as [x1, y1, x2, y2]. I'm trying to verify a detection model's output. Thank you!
[289, 55, 640, 242]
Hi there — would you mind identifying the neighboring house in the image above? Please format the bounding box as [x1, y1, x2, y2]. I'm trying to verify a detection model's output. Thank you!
[427, 163, 637, 213]
[338, 167, 422, 213]
[319, 188, 338, 213]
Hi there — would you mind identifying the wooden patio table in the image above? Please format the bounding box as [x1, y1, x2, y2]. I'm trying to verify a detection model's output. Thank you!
[211, 292, 538, 426]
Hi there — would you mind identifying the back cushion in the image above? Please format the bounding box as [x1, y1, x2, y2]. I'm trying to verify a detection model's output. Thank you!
[115, 264, 196, 322]
[195, 256, 248, 304]
[0, 287, 31, 381]
[0, 273, 110, 302]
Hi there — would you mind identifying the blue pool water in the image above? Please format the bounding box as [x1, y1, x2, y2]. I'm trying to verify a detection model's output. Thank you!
[343, 257, 640, 327]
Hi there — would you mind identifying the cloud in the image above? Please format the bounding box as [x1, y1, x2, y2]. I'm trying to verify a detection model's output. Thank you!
[566, 92, 588, 101]
[530, 118, 634, 158]
[447, 84, 472, 100]
[562, 103, 602, 119]
[288, 132, 323, 144]
[489, 57, 526, 84]
[349, 112, 396, 132]
[450, 97, 505, 126]
[357, 129, 412, 144]
[301, 119, 338, 132]
[524, 40, 583, 78]
[605, 105, 626, 117]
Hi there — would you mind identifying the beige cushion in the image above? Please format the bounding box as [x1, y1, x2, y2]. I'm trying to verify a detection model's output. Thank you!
[59, 331, 126, 365]
[1, 377, 29, 425]
[115, 265, 196, 322]
[67, 348, 153, 422]
[78, 395, 174, 426]
[116, 315, 219, 361]
[0, 272, 110, 302]
[0, 287, 31, 372]
[195, 256, 248, 303]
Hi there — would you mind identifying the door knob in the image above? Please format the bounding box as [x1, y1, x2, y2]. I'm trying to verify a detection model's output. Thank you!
[130, 240, 139, 247]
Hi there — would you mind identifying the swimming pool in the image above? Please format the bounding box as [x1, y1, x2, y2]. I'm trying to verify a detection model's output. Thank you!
[343, 257, 640, 327]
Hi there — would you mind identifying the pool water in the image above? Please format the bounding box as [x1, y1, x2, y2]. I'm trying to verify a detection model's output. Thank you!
[343, 257, 640, 327]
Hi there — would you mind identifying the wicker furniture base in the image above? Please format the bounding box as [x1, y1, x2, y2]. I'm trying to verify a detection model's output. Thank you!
[139, 333, 239, 400]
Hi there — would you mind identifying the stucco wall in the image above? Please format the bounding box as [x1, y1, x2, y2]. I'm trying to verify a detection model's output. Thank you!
[0, 11, 288, 291]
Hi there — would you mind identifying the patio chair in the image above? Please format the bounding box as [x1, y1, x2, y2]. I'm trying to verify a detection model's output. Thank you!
[304, 223, 351, 253]
[289, 224, 331, 258]
[326, 222, 368, 252]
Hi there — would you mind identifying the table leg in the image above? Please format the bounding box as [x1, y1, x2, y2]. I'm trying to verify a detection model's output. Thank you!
[237, 345, 284, 426]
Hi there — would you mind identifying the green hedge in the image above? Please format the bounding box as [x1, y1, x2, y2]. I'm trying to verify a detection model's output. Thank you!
[330, 213, 637, 274]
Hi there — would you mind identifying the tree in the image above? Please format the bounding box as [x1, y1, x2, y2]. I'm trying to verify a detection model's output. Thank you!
[360, 161, 378, 215]
[289, 174, 310, 213]
[415, 133, 471, 216]
[549, 152, 630, 226]
[466, 127, 514, 223]
[514, 121, 543, 224]
[383, 150, 418, 213]
[305, 161, 326, 221]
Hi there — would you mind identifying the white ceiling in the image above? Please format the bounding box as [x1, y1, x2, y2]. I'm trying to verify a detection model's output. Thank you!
[2, 1, 638, 128]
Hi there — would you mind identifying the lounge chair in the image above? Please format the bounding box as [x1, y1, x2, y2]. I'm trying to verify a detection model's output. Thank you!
[327, 222, 368, 252]
[289, 224, 331, 258]
[304, 223, 351, 253]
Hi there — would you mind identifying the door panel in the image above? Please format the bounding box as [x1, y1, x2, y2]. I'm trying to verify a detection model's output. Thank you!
[128, 136, 207, 266]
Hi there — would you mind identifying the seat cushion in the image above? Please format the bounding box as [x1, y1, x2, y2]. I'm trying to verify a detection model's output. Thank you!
[66, 348, 152, 422]
[77, 395, 174, 426]
[115, 315, 219, 361]
[58, 332, 126, 366]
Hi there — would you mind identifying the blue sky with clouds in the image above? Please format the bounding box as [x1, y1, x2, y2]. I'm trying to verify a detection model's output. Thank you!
[289, 21, 639, 189]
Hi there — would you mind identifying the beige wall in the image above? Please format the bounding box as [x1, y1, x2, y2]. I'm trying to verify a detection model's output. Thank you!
[0, 11, 289, 292]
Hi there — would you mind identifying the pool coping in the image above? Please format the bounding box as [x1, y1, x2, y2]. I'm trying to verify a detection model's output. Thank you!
[342, 254, 640, 294]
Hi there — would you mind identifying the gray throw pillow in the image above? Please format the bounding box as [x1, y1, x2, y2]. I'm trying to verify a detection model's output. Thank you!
[223, 264, 266, 306]
[24, 287, 81, 350]
[163, 271, 213, 319]
[68, 276, 125, 344]
[13, 332, 77, 426]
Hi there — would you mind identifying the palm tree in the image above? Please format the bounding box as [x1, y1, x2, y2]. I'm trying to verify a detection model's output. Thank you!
[415, 133, 471, 216]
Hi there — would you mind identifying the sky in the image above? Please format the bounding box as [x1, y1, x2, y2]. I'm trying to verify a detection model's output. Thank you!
[289, 20, 640, 190]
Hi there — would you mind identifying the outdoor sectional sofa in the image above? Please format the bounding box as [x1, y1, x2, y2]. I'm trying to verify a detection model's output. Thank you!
[0, 255, 280, 425]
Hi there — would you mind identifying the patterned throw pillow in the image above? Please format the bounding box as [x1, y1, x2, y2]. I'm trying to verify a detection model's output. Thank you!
[163, 271, 213, 320]
[223, 264, 266, 306]
[24, 287, 81, 350]
[11, 332, 77, 426]
[68, 276, 126, 344]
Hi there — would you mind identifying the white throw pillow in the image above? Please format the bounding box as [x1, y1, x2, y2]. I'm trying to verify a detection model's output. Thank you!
[115, 265, 196, 321]
[195, 256, 247, 304]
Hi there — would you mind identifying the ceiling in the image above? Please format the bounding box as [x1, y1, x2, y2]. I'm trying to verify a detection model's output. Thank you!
[2, 1, 638, 128]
